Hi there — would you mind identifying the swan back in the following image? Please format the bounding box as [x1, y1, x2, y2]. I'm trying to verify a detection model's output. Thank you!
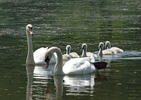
[110, 47, 124, 54]
[105, 41, 124, 54]
[63, 57, 95, 74]
[62, 54, 71, 65]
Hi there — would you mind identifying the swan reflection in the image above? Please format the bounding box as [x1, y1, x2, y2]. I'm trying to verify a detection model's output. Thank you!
[26, 64, 107, 100]
[33, 65, 95, 96]
[26, 65, 34, 100]
[33, 64, 55, 79]
[63, 74, 95, 96]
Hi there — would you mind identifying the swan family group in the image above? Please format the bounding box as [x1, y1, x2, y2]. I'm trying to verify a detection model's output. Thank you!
[26, 24, 124, 75]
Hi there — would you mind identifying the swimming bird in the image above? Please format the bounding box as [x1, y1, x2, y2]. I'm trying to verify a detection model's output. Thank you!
[105, 41, 124, 54]
[98, 42, 104, 59]
[45, 47, 96, 75]
[81, 43, 97, 58]
[26, 24, 56, 65]
[65, 45, 80, 58]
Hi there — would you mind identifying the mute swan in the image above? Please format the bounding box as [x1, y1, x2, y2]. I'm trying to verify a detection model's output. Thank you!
[105, 41, 124, 54]
[45, 47, 96, 75]
[65, 45, 80, 58]
[26, 24, 56, 65]
[81, 43, 97, 58]
[97, 42, 114, 55]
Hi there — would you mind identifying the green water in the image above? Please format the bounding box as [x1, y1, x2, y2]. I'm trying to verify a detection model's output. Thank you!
[0, 0, 141, 100]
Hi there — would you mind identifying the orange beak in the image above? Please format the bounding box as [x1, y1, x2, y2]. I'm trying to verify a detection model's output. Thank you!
[45, 57, 50, 68]
[29, 29, 33, 35]
[46, 60, 50, 68]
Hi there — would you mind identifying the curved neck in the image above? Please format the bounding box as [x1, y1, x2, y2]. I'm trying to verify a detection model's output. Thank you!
[26, 31, 35, 65]
[106, 43, 111, 49]
[47, 47, 64, 75]
[98, 48, 103, 59]
[81, 48, 87, 57]
[66, 49, 70, 55]
[66, 47, 71, 55]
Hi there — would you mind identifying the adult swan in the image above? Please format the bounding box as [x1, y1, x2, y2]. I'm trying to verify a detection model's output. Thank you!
[45, 47, 96, 75]
[26, 24, 56, 65]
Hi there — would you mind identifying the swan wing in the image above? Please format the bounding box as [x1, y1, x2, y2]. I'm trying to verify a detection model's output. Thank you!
[62, 54, 71, 65]
[34, 47, 48, 64]
[70, 52, 80, 58]
[102, 49, 114, 55]
[63, 57, 95, 75]
[87, 52, 97, 58]
[34, 47, 56, 64]
[110, 47, 124, 53]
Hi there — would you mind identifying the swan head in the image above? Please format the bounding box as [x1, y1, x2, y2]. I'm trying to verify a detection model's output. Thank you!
[105, 41, 111, 49]
[98, 42, 104, 58]
[26, 24, 33, 35]
[45, 50, 53, 68]
[66, 45, 71, 54]
[45, 56, 50, 68]
[81, 43, 87, 51]
[45, 47, 62, 68]
[98, 42, 104, 50]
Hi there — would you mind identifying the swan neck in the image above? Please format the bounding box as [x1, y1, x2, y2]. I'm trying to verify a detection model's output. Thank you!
[66, 50, 70, 55]
[98, 48, 103, 58]
[26, 31, 35, 65]
[81, 48, 87, 57]
[47, 47, 64, 75]
[66, 48, 70, 55]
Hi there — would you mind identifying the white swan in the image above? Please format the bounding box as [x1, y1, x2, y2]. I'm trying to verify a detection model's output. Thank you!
[97, 42, 114, 55]
[105, 41, 124, 54]
[65, 45, 80, 58]
[45, 47, 96, 75]
[81, 43, 97, 58]
[26, 24, 56, 65]
[62, 45, 79, 65]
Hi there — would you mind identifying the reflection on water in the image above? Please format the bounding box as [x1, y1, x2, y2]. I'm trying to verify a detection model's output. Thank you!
[26, 65, 34, 100]
[27, 64, 106, 99]
[27, 50, 141, 100]
[63, 75, 95, 96]
[0, 0, 141, 100]
[33, 65, 54, 80]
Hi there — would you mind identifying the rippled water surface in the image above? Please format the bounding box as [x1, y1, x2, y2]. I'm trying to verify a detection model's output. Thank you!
[0, 0, 141, 100]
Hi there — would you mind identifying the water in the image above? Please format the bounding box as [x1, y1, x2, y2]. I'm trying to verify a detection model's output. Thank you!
[0, 0, 141, 100]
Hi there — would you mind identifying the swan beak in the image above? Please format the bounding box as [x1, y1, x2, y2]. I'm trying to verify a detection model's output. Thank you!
[29, 29, 33, 35]
[46, 60, 50, 68]
[45, 57, 50, 68]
